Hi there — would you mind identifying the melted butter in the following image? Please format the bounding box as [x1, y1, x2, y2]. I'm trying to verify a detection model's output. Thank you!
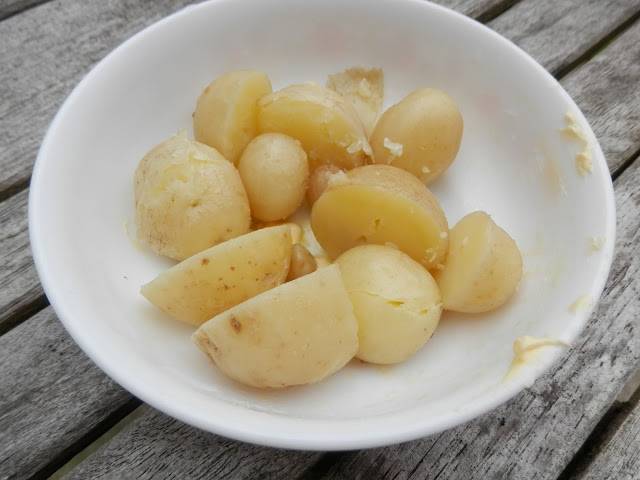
[587, 236, 603, 253]
[503, 336, 570, 384]
[537, 143, 567, 198]
[560, 111, 593, 177]
[569, 295, 593, 313]
[123, 220, 146, 253]
[289, 207, 328, 259]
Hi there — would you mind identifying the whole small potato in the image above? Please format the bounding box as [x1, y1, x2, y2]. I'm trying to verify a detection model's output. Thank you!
[335, 245, 442, 364]
[432, 211, 522, 313]
[193, 70, 272, 164]
[237, 133, 309, 222]
[370, 88, 463, 184]
[134, 132, 250, 261]
[311, 164, 449, 269]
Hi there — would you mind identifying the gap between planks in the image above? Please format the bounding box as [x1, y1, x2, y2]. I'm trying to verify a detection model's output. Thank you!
[0, 0, 53, 21]
[552, 7, 640, 80]
[47, 404, 149, 480]
[29, 398, 142, 480]
[557, 375, 640, 480]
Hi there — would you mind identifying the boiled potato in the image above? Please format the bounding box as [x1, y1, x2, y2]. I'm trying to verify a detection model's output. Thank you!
[335, 245, 442, 364]
[134, 132, 250, 261]
[141, 225, 292, 326]
[311, 164, 449, 269]
[326, 67, 384, 137]
[432, 211, 522, 313]
[306, 164, 341, 206]
[192, 264, 359, 388]
[237, 133, 309, 222]
[287, 244, 317, 281]
[193, 70, 272, 164]
[370, 88, 463, 185]
[257, 82, 371, 172]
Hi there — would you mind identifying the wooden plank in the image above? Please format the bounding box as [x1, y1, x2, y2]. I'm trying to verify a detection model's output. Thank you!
[431, 0, 519, 22]
[61, 408, 322, 480]
[576, 389, 640, 480]
[0, 188, 45, 334]
[0, 0, 196, 198]
[560, 21, 640, 176]
[0, 307, 137, 480]
[0, 0, 51, 20]
[488, 0, 640, 77]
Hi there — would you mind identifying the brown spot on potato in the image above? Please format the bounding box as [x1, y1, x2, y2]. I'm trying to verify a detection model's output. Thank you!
[190, 199, 201, 207]
[223, 284, 230, 290]
[230, 316, 242, 333]
[201, 257, 210, 266]
[230, 266, 235, 271]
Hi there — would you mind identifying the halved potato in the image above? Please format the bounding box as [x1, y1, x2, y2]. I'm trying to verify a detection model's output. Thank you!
[335, 245, 442, 364]
[257, 82, 371, 171]
[311, 164, 449, 269]
[193, 70, 272, 164]
[192, 264, 358, 388]
[432, 211, 522, 313]
[141, 225, 292, 326]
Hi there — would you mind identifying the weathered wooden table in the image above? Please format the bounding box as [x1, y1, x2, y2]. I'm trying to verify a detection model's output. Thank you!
[1, 0, 639, 478]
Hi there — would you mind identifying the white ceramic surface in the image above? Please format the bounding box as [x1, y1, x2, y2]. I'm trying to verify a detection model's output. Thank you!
[29, 0, 615, 450]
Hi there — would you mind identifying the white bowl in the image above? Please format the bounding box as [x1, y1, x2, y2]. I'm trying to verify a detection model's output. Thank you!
[29, 0, 615, 450]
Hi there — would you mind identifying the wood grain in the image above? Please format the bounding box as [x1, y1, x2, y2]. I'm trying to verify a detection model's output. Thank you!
[431, 0, 519, 22]
[488, 0, 640, 77]
[0, 0, 197, 198]
[0, 307, 137, 480]
[0, 189, 45, 334]
[560, 21, 640, 176]
[61, 408, 322, 480]
[576, 389, 640, 480]
[0, 0, 50, 20]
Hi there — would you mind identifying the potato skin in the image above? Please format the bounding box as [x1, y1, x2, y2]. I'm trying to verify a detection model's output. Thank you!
[310, 164, 449, 269]
[237, 133, 309, 222]
[193, 70, 272, 164]
[257, 82, 371, 172]
[134, 132, 250, 261]
[335, 245, 442, 364]
[192, 264, 359, 388]
[370, 88, 463, 185]
[286, 244, 318, 281]
[141, 226, 292, 326]
[306, 164, 341, 206]
[432, 211, 522, 313]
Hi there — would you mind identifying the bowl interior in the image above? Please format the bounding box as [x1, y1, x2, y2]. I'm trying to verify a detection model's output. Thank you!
[30, 0, 615, 449]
